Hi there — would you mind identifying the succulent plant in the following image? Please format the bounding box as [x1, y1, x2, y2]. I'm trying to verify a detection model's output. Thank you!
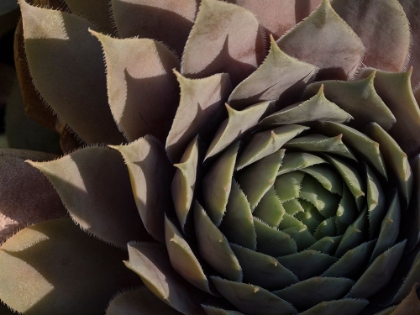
[1, 0, 420, 314]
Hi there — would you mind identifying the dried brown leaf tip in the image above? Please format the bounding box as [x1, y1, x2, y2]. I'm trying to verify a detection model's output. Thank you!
[2, 0, 420, 314]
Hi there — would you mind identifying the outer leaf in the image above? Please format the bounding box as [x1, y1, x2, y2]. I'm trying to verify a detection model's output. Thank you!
[228, 37, 317, 109]
[300, 299, 369, 315]
[106, 286, 181, 315]
[0, 149, 65, 243]
[111, 0, 197, 57]
[126, 242, 210, 315]
[202, 305, 243, 315]
[64, 0, 114, 33]
[182, 0, 265, 85]
[111, 136, 173, 243]
[19, 0, 124, 144]
[399, 0, 420, 88]
[332, 0, 410, 72]
[0, 218, 140, 315]
[390, 284, 420, 315]
[29, 146, 150, 248]
[166, 72, 232, 162]
[359, 69, 420, 157]
[92, 31, 180, 143]
[277, 0, 364, 78]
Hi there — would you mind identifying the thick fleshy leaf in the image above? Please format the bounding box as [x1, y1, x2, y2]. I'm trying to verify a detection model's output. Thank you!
[318, 122, 387, 179]
[277, 0, 364, 78]
[164, 217, 212, 294]
[254, 187, 286, 227]
[105, 286, 181, 315]
[405, 155, 420, 251]
[126, 242, 209, 315]
[332, 0, 409, 72]
[346, 241, 406, 299]
[194, 202, 242, 282]
[92, 31, 180, 143]
[19, 0, 124, 144]
[220, 181, 256, 250]
[305, 73, 396, 131]
[365, 165, 386, 238]
[29, 147, 149, 248]
[335, 209, 368, 258]
[259, 85, 353, 127]
[238, 149, 284, 210]
[300, 165, 343, 195]
[228, 37, 317, 109]
[390, 284, 420, 315]
[300, 299, 369, 315]
[322, 241, 375, 278]
[359, 69, 420, 157]
[0, 149, 65, 243]
[277, 250, 337, 280]
[211, 278, 297, 315]
[202, 142, 239, 226]
[277, 152, 326, 175]
[64, 0, 114, 33]
[172, 137, 199, 230]
[237, 125, 308, 170]
[308, 236, 342, 255]
[111, 0, 197, 57]
[231, 244, 298, 290]
[365, 123, 413, 207]
[274, 277, 354, 310]
[399, 0, 420, 88]
[206, 101, 275, 159]
[182, 0, 265, 85]
[202, 305, 243, 315]
[253, 218, 298, 257]
[111, 136, 173, 243]
[0, 218, 140, 314]
[275, 172, 305, 203]
[166, 72, 232, 162]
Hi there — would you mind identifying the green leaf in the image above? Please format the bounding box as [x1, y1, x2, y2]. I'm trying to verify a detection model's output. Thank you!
[228, 37, 317, 109]
[211, 277, 297, 315]
[236, 124, 308, 170]
[300, 299, 369, 315]
[274, 171, 305, 202]
[202, 305, 243, 315]
[253, 187, 285, 227]
[346, 240, 407, 299]
[305, 73, 396, 131]
[277, 250, 337, 280]
[19, 0, 124, 144]
[238, 149, 284, 210]
[277, 0, 364, 78]
[29, 146, 150, 248]
[231, 244, 298, 290]
[220, 181, 256, 250]
[182, 0, 265, 85]
[365, 164, 386, 238]
[91, 31, 180, 143]
[260, 85, 353, 127]
[277, 152, 326, 176]
[365, 122, 413, 208]
[300, 165, 343, 195]
[202, 142, 239, 226]
[274, 277, 354, 310]
[194, 202, 242, 282]
[0, 218, 140, 315]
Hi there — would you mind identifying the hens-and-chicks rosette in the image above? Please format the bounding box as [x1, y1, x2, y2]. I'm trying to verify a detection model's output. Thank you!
[1, 0, 420, 314]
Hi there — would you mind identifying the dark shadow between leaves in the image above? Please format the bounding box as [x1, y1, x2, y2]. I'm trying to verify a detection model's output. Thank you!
[112, 2, 198, 58]
[122, 70, 179, 143]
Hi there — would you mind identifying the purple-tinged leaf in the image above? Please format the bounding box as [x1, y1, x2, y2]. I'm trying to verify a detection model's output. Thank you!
[332, 0, 410, 73]
[182, 0, 265, 86]
[92, 31, 180, 143]
[0, 218, 140, 314]
[29, 146, 150, 248]
[277, 0, 364, 79]
[19, 0, 124, 144]
[111, 0, 197, 57]
[0, 149, 66, 243]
